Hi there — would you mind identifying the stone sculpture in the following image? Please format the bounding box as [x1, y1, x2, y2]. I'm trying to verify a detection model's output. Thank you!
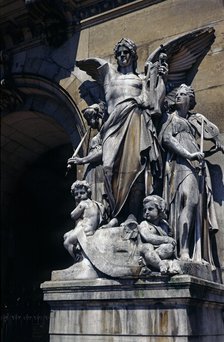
[138, 195, 181, 274]
[60, 26, 223, 280]
[160, 83, 224, 264]
[63, 180, 106, 260]
[56, 194, 180, 280]
[70, 37, 167, 221]
[68, 103, 105, 203]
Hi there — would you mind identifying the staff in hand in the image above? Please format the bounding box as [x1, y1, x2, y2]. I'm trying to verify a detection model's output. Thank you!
[66, 128, 90, 176]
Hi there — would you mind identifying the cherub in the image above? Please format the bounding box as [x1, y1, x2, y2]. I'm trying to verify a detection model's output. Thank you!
[63, 180, 105, 260]
[138, 195, 181, 274]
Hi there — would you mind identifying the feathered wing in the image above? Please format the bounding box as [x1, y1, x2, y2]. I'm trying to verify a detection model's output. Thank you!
[76, 58, 115, 105]
[76, 58, 108, 84]
[146, 27, 215, 105]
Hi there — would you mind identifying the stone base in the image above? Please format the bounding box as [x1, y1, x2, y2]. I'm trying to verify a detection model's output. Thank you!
[41, 275, 224, 341]
[51, 259, 100, 280]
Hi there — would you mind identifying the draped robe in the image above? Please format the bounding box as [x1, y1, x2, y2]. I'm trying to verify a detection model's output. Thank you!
[98, 63, 164, 217]
[160, 112, 219, 264]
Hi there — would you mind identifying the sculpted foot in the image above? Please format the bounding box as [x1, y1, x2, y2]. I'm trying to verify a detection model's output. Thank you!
[159, 261, 168, 274]
[138, 256, 145, 266]
[169, 260, 182, 274]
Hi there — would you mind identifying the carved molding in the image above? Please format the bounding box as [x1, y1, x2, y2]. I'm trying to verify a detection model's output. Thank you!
[0, 0, 165, 49]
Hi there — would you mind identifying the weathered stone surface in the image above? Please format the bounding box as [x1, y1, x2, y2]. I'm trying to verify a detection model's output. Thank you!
[41, 275, 224, 341]
[71, 4, 224, 275]
[74, 0, 224, 140]
[194, 86, 224, 131]
[52, 259, 99, 281]
[84, 0, 224, 58]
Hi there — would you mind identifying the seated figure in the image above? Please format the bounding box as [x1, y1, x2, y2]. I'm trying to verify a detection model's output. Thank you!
[138, 195, 181, 274]
[63, 180, 105, 261]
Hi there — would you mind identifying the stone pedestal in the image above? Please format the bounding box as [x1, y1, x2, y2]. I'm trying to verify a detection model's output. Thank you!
[41, 275, 224, 342]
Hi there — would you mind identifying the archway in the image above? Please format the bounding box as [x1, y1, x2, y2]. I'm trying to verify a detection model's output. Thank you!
[2, 144, 77, 342]
[1, 76, 86, 341]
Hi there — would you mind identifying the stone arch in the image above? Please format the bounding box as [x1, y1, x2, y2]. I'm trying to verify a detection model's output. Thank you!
[1, 73, 86, 213]
[8, 73, 86, 146]
[1, 74, 86, 320]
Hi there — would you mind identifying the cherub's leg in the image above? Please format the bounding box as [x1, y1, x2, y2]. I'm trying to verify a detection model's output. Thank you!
[63, 230, 79, 259]
[140, 244, 168, 274]
[156, 244, 182, 274]
[157, 243, 174, 259]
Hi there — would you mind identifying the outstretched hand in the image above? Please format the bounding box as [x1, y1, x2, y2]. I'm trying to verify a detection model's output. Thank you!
[67, 157, 84, 165]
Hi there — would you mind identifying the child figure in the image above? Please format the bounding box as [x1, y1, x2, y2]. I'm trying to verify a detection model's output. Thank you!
[138, 195, 180, 274]
[63, 180, 105, 260]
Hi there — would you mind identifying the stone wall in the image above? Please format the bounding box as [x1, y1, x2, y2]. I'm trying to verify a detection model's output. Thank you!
[73, 0, 224, 127]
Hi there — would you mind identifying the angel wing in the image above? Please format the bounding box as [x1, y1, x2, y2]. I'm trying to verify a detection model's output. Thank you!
[76, 58, 108, 84]
[146, 27, 215, 105]
[76, 58, 115, 105]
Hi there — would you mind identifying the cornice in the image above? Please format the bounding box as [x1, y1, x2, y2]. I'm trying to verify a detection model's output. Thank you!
[0, 0, 165, 50]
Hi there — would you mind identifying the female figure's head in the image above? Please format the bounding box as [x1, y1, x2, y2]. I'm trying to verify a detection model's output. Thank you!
[175, 84, 196, 112]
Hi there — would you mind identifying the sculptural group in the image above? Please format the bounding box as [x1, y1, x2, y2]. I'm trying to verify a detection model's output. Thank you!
[62, 27, 223, 279]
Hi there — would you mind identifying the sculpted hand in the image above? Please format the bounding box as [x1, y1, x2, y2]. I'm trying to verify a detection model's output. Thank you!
[158, 63, 168, 77]
[189, 152, 204, 161]
[215, 140, 224, 153]
[100, 218, 118, 229]
[99, 224, 110, 229]
[67, 157, 84, 165]
[166, 237, 176, 246]
[136, 96, 147, 108]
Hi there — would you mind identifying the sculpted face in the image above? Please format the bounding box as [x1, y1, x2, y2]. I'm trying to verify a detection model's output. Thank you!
[84, 108, 100, 129]
[143, 201, 159, 223]
[74, 187, 88, 203]
[175, 88, 190, 114]
[116, 46, 132, 68]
